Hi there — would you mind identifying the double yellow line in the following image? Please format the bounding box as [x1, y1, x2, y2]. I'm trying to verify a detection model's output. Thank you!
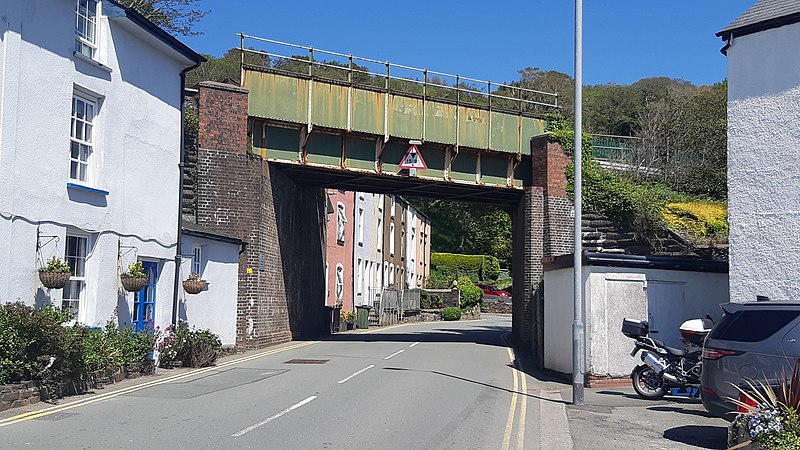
[501, 336, 527, 450]
[0, 340, 319, 428]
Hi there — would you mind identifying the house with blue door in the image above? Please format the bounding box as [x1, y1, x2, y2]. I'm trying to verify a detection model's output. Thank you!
[0, 0, 206, 334]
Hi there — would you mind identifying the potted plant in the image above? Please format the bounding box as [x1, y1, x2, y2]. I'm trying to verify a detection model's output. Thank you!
[340, 311, 355, 331]
[120, 261, 148, 292]
[38, 257, 72, 289]
[728, 360, 800, 449]
[182, 272, 207, 294]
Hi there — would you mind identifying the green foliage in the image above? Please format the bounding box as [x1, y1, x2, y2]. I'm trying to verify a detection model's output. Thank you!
[457, 276, 483, 310]
[548, 119, 688, 237]
[425, 268, 456, 289]
[158, 321, 222, 368]
[662, 202, 728, 238]
[122, 261, 145, 278]
[430, 253, 500, 283]
[0, 303, 159, 384]
[407, 198, 512, 268]
[116, 0, 207, 36]
[0, 303, 84, 384]
[442, 307, 462, 321]
[39, 257, 71, 273]
[340, 311, 355, 323]
[420, 291, 444, 309]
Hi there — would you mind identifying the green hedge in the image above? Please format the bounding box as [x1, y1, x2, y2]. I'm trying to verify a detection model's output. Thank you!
[431, 252, 500, 282]
[457, 276, 483, 309]
[442, 307, 462, 321]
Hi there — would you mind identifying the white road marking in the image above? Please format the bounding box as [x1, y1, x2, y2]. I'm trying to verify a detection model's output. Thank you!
[384, 349, 405, 360]
[232, 395, 318, 437]
[338, 365, 375, 384]
[409, 342, 420, 347]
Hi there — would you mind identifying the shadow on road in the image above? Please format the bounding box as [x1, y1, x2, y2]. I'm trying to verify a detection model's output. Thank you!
[649, 405, 719, 419]
[315, 324, 513, 349]
[383, 366, 569, 405]
[663, 425, 727, 449]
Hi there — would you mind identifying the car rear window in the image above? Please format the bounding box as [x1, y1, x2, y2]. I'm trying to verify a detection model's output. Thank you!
[709, 310, 800, 342]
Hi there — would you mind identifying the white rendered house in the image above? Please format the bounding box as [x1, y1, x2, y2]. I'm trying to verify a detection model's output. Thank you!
[0, 0, 203, 330]
[717, 0, 800, 302]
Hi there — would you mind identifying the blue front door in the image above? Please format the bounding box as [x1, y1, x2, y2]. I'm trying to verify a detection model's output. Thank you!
[133, 261, 158, 331]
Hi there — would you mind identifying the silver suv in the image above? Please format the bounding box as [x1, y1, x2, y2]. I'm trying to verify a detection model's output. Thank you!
[701, 302, 800, 419]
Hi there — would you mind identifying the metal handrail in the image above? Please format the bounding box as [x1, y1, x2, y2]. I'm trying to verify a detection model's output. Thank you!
[239, 33, 560, 110]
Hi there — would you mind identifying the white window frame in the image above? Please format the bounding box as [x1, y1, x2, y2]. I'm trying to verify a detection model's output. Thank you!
[357, 207, 364, 246]
[335, 263, 344, 302]
[376, 215, 383, 253]
[389, 263, 395, 286]
[192, 245, 202, 275]
[325, 262, 329, 304]
[75, 0, 99, 59]
[356, 258, 362, 295]
[69, 93, 97, 184]
[390, 196, 396, 218]
[336, 202, 347, 244]
[389, 222, 395, 256]
[63, 233, 89, 320]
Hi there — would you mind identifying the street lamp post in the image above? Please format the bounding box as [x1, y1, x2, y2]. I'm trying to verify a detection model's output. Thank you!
[572, 0, 585, 406]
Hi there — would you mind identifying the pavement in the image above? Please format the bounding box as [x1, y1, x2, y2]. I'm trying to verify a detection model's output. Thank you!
[0, 315, 729, 449]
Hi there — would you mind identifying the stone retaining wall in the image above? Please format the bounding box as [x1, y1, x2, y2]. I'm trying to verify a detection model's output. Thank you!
[0, 361, 154, 412]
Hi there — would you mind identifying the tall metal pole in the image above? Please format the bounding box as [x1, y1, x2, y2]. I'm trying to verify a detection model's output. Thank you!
[572, 0, 585, 406]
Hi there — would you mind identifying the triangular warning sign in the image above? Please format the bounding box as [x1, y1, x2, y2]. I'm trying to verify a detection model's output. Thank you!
[399, 144, 428, 170]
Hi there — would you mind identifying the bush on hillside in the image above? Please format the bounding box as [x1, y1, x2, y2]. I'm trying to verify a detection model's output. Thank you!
[662, 202, 728, 237]
[457, 276, 483, 310]
[442, 307, 462, 321]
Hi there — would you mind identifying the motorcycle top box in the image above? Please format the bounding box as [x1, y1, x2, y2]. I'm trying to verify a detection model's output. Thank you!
[622, 318, 649, 338]
[678, 318, 712, 346]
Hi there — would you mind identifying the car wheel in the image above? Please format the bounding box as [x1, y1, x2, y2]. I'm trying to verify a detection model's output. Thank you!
[632, 365, 667, 399]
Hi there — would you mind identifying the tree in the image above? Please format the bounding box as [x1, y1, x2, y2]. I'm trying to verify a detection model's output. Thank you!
[116, 0, 207, 36]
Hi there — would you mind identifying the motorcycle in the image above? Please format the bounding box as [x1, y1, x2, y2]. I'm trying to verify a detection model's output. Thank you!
[622, 316, 713, 399]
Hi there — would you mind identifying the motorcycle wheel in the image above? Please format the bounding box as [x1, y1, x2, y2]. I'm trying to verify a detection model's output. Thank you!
[632, 365, 667, 399]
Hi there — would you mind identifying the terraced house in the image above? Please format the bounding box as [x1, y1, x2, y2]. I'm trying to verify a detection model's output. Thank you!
[0, 1, 240, 338]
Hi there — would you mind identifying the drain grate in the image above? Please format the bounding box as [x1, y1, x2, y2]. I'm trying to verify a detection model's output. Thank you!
[284, 359, 329, 364]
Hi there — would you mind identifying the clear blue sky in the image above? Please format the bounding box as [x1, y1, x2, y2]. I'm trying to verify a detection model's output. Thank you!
[182, 0, 754, 86]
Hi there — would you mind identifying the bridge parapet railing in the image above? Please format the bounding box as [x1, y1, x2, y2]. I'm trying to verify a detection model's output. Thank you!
[238, 34, 559, 116]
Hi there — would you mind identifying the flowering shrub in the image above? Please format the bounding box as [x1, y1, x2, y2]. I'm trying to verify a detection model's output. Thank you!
[39, 257, 71, 273]
[158, 321, 221, 368]
[121, 261, 146, 278]
[662, 202, 728, 237]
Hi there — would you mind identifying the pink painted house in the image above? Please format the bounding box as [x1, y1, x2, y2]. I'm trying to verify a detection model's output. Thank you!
[325, 190, 355, 312]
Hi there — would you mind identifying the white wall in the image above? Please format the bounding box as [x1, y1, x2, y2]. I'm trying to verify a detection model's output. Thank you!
[179, 236, 239, 347]
[544, 265, 729, 378]
[0, 0, 192, 331]
[727, 22, 800, 303]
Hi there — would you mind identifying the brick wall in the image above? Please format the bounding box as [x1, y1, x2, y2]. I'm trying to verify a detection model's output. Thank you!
[513, 137, 573, 366]
[195, 82, 328, 350]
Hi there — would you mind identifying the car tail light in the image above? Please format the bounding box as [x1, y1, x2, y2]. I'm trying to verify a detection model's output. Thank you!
[702, 347, 741, 360]
[738, 392, 758, 413]
[701, 387, 715, 395]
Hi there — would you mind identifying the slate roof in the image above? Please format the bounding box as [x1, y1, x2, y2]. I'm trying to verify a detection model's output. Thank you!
[718, 0, 800, 40]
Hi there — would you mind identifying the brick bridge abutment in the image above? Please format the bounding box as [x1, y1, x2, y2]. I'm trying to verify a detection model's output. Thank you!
[193, 81, 574, 362]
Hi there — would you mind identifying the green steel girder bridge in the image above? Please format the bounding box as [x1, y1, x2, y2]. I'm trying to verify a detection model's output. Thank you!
[238, 35, 639, 203]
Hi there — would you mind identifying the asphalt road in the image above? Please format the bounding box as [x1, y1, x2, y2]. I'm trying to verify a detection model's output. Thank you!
[0, 315, 571, 450]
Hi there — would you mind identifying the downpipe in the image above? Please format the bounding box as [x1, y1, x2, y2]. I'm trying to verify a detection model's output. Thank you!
[641, 351, 679, 383]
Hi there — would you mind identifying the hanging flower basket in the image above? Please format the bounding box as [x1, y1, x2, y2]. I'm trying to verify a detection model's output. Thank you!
[121, 276, 148, 292]
[121, 261, 148, 292]
[38, 257, 72, 289]
[182, 273, 207, 294]
[39, 271, 72, 289]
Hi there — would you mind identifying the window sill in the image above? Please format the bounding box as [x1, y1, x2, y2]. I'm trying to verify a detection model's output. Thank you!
[72, 51, 113, 73]
[67, 182, 109, 196]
